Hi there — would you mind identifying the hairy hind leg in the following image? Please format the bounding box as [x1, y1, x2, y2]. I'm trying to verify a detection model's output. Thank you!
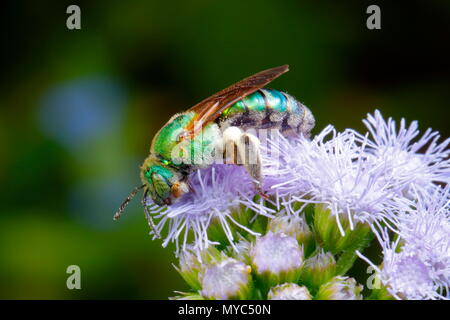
[222, 126, 265, 195]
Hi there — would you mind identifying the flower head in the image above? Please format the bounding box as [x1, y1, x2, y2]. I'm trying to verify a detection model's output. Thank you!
[315, 276, 363, 300]
[146, 165, 271, 254]
[201, 258, 252, 300]
[359, 187, 450, 299]
[268, 283, 312, 300]
[264, 126, 400, 234]
[396, 188, 450, 270]
[251, 232, 303, 275]
[250, 231, 303, 288]
[268, 213, 314, 254]
[300, 249, 337, 291]
[381, 249, 436, 300]
[359, 229, 443, 300]
[357, 110, 450, 195]
[385, 186, 449, 299]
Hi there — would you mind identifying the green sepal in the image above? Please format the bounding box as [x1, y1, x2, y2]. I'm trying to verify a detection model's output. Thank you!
[367, 284, 395, 300]
[253, 268, 302, 297]
[299, 250, 337, 294]
[206, 217, 231, 250]
[249, 212, 269, 235]
[314, 203, 373, 255]
[174, 264, 202, 291]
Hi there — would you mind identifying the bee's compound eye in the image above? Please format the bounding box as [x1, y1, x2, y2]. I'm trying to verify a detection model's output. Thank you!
[152, 173, 171, 200]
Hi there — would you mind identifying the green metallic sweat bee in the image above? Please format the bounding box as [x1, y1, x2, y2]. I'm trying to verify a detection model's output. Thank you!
[114, 65, 315, 236]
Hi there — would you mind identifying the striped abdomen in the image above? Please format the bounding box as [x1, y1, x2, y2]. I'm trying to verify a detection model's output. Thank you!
[217, 89, 315, 137]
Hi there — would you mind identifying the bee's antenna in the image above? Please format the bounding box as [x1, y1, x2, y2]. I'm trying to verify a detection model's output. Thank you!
[113, 184, 145, 220]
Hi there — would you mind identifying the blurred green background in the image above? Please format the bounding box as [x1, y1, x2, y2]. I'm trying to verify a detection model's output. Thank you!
[0, 1, 449, 299]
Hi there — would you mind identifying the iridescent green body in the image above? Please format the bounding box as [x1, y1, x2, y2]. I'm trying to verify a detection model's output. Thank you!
[142, 88, 314, 205]
[133, 65, 317, 206]
[150, 89, 313, 166]
[114, 66, 313, 228]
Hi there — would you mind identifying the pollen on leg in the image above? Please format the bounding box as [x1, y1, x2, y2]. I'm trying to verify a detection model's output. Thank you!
[222, 126, 244, 164]
[171, 181, 189, 198]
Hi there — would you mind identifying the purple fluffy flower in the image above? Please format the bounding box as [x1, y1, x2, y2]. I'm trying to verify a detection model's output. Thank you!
[146, 165, 273, 254]
[263, 125, 401, 233]
[354, 110, 450, 196]
[358, 186, 450, 299]
[144, 109, 450, 279]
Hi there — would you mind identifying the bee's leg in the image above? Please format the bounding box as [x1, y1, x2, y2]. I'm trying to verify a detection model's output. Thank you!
[142, 189, 161, 239]
[222, 126, 241, 165]
[222, 127, 266, 196]
[239, 132, 267, 197]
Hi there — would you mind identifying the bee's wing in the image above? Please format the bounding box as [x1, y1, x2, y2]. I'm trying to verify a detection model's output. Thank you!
[185, 65, 289, 136]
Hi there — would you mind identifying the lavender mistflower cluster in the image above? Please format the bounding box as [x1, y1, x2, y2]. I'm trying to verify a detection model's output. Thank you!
[357, 110, 450, 196]
[359, 186, 450, 299]
[142, 110, 449, 300]
[145, 164, 272, 254]
[263, 126, 402, 232]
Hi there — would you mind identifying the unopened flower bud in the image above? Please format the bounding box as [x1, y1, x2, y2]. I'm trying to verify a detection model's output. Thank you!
[175, 250, 203, 290]
[251, 232, 303, 290]
[228, 239, 252, 265]
[268, 283, 312, 300]
[268, 214, 315, 256]
[300, 249, 337, 292]
[175, 246, 224, 291]
[316, 276, 363, 300]
[201, 258, 252, 300]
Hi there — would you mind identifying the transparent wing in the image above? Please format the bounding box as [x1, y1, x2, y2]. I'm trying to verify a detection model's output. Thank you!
[185, 65, 289, 136]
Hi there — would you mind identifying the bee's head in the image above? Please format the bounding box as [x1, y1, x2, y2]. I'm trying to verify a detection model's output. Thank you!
[141, 157, 190, 206]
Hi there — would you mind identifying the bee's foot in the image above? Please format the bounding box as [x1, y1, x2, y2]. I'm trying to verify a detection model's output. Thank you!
[256, 188, 270, 200]
[260, 192, 270, 200]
